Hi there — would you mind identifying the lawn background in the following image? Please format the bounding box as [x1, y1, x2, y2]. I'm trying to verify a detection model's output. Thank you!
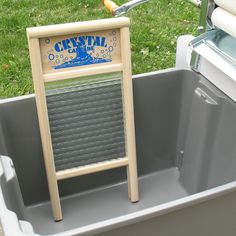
[0, 0, 199, 98]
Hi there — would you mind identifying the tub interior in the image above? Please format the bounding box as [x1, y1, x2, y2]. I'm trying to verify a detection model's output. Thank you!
[1, 69, 236, 235]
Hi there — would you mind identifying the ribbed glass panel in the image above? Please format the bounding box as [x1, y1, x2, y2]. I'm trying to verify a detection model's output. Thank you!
[45, 73, 126, 171]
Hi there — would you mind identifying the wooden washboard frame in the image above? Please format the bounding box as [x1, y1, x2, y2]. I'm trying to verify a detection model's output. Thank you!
[27, 17, 139, 221]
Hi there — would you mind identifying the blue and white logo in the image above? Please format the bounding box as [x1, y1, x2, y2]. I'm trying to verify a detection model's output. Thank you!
[44, 31, 118, 70]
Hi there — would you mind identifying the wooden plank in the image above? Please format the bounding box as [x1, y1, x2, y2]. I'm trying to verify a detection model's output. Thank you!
[27, 38, 62, 221]
[56, 158, 129, 180]
[120, 26, 139, 202]
[43, 63, 123, 82]
[27, 17, 130, 39]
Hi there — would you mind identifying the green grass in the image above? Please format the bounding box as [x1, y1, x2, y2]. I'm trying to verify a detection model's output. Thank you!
[0, 0, 199, 98]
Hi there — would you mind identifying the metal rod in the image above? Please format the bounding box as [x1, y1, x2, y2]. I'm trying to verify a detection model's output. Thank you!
[101, 0, 149, 17]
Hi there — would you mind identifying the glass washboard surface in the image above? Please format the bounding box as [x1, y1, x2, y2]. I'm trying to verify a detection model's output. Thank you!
[45, 73, 126, 171]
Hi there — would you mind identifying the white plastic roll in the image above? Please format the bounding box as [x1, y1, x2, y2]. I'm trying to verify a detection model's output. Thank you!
[212, 7, 236, 38]
[214, 0, 236, 16]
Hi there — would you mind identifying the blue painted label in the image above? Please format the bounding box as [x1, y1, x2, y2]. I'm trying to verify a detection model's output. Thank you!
[41, 30, 119, 72]
[53, 36, 111, 69]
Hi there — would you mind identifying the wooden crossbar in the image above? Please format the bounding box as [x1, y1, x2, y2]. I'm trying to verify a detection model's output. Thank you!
[56, 158, 129, 180]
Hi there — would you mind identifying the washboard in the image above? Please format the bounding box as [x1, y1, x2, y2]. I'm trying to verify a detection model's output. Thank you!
[27, 17, 139, 221]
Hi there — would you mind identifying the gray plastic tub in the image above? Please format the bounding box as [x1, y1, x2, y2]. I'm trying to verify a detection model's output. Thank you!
[1, 68, 236, 236]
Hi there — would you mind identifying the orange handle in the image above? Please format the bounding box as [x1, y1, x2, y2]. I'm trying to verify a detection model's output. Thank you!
[101, 0, 119, 15]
